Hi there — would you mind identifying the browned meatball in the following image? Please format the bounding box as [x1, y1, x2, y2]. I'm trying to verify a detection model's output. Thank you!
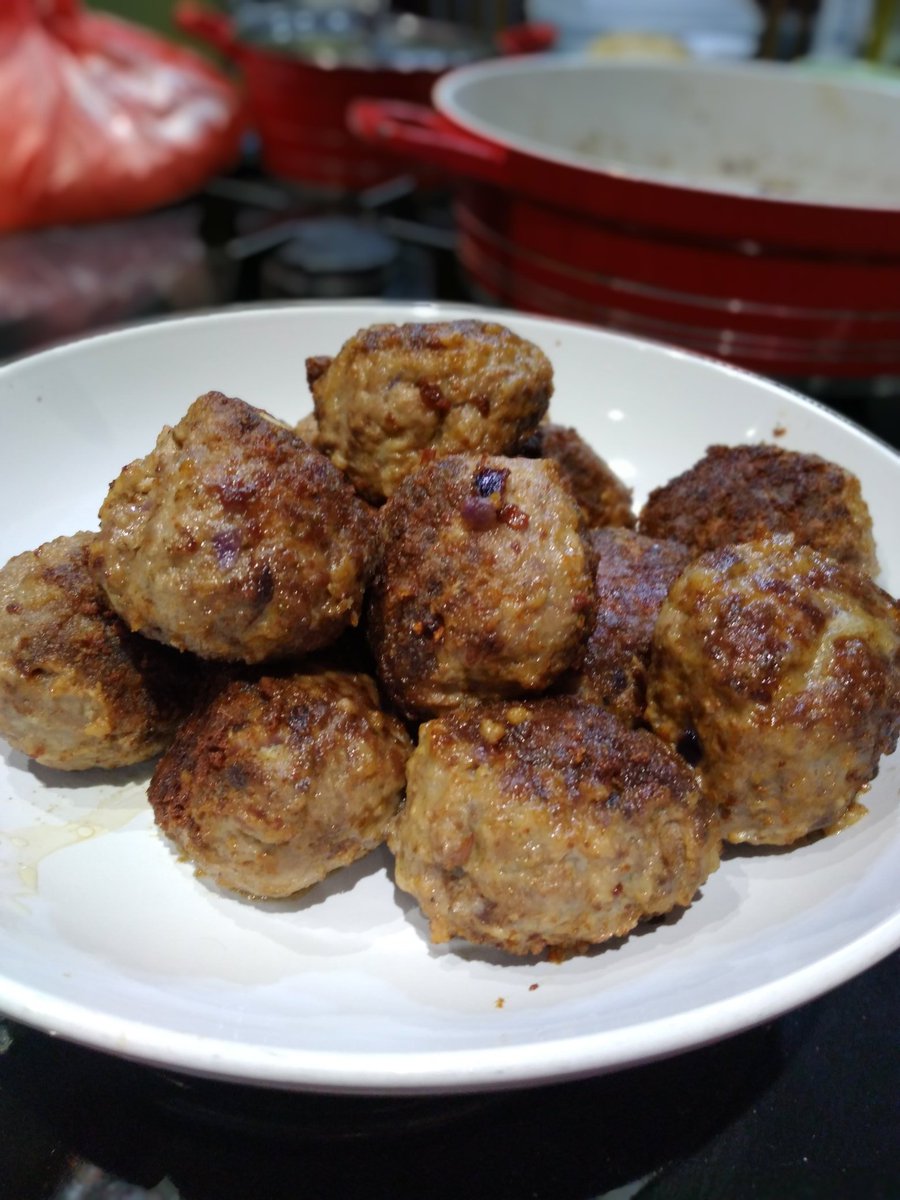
[518, 423, 635, 529]
[0, 533, 198, 770]
[89, 391, 374, 664]
[149, 669, 412, 898]
[367, 455, 594, 719]
[638, 443, 878, 575]
[311, 320, 553, 503]
[294, 410, 319, 448]
[564, 528, 692, 724]
[646, 536, 900, 846]
[389, 699, 720, 958]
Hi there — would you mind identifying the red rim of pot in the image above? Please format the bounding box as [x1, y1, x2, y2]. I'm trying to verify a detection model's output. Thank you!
[348, 57, 900, 258]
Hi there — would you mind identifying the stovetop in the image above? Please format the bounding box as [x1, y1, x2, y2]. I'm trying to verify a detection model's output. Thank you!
[3, 949, 898, 1199]
[4, 160, 900, 453]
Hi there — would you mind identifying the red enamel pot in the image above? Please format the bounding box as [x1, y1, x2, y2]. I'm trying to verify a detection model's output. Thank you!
[176, 2, 554, 193]
[349, 57, 900, 376]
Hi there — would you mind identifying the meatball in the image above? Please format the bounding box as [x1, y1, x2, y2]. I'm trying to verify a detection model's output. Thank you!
[646, 536, 900, 846]
[367, 455, 594, 719]
[0, 533, 197, 770]
[564, 528, 692, 724]
[389, 699, 720, 958]
[149, 669, 412, 898]
[638, 443, 878, 576]
[311, 320, 553, 503]
[518, 423, 635, 529]
[294, 410, 319, 448]
[89, 391, 374, 664]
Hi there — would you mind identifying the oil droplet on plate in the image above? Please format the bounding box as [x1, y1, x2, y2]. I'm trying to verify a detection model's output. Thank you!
[18, 864, 37, 893]
[4, 791, 145, 897]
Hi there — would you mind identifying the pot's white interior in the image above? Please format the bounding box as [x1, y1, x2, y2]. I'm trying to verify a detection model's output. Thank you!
[435, 58, 900, 208]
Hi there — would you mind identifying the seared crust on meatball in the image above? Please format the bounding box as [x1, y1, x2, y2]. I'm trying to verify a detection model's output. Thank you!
[311, 321, 553, 503]
[0, 533, 198, 769]
[646, 536, 900, 846]
[518, 424, 635, 529]
[89, 392, 374, 664]
[149, 669, 412, 898]
[638, 443, 878, 575]
[565, 529, 692, 724]
[367, 455, 594, 719]
[389, 699, 720, 957]
[294, 410, 319, 448]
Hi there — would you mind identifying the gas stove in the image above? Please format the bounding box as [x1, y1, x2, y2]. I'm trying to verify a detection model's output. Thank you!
[4, 158, 899, 454]
[0, 159, 468, 367]
[198, 163, 467, 306]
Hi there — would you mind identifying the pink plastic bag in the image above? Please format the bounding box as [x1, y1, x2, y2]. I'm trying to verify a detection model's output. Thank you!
[0, 0, 243, 233]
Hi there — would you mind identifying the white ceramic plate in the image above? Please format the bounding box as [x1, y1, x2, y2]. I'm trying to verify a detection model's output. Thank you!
[1, 302, 898, 1094]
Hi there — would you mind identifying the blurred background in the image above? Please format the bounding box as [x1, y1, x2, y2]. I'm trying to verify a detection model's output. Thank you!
[3, 2, 899, 426]
[3, 0, 900, 451]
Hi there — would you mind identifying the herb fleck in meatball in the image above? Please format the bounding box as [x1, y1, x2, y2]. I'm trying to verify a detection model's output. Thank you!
[638, 443, 878, 575]
[149, 669, 412, 899]
[89, 391, 374, 664]
[564, 528, 692, 724]
[646, 536, 900, 845]
[310, 320, 553, 503]
[0, 533, 198, 770]
[367, 455, 594, 719]
[389, 699, 720, 958]
[518, 423, 635, 529]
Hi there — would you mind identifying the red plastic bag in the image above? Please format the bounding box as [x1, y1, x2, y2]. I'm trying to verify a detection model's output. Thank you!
[0, 0, 243, 233]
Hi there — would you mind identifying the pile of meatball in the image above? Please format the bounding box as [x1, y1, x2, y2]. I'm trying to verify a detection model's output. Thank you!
[2, 319, 898, 961]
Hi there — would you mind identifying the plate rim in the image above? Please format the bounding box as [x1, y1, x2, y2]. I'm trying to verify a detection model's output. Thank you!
[1, 905, 899, 1094]
[7, 296, 897, 461]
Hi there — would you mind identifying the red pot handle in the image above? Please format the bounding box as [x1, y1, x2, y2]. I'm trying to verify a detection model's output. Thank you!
[496, 22, 556, 56]
[174, 0, 241, 58]
[348, 100, 508, 184]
